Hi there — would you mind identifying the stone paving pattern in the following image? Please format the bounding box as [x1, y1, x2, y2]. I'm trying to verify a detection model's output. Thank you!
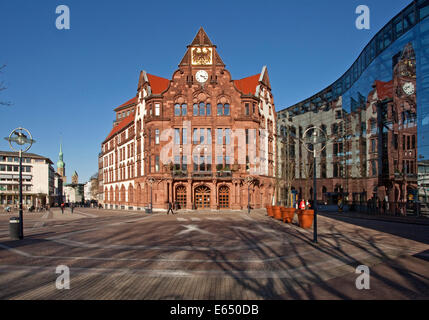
[0, 208, 428, 299]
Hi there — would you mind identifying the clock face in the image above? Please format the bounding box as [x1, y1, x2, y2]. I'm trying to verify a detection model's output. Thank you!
[402, 82, 415, 95]
[195, 70, 208, 83]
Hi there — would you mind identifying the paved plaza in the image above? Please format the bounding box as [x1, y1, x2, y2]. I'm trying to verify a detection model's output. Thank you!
[0, 208, 428, 299]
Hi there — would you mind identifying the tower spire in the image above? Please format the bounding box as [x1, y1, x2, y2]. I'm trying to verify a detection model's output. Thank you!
[57, 140, 66, 182]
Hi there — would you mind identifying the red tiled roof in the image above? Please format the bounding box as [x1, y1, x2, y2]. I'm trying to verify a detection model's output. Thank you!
[147, 73, 169, 94]
[104, 112, 135, 143]
[375, 80, 393, 100]
[234, 74, 260, 95]
[114, 97, 137, 111]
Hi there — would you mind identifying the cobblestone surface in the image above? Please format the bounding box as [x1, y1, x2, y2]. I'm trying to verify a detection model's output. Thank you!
[0, 208, 428, 299]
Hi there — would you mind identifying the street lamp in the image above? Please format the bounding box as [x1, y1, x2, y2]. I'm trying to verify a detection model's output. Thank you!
[245, 176, 253, 214]
[302, 126, 327, 244]
[147, 177, 155, 213]
[4, 127, 35, 240]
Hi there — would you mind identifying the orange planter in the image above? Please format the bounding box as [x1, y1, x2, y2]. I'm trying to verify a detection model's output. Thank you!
[272, 206, 282, 220]
[281, 207, 296, 223]
[297, 209, 314, 229]
[266, 205, 273, 217]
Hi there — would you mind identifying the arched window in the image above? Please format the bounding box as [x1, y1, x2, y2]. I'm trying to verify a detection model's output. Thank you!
[174, 104, 181, 116]
[217, 103, 223, 116]
[181, 104, 187, 116]
[224, 104, 230, 115]
[217, 103, 230, 116]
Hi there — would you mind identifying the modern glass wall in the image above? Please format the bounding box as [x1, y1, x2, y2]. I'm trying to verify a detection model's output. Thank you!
[278, 1, 429, 215]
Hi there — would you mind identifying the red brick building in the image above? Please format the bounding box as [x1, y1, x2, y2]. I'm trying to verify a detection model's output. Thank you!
[101, 28, 277, 211]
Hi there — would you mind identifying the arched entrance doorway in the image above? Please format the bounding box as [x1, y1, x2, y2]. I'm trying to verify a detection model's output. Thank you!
[218, 186, 230, 208]
[194, 185, 210, 209]
[176, 185, 187, 209]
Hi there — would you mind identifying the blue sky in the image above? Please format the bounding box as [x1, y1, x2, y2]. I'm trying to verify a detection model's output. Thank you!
[0, 0, 412, 182]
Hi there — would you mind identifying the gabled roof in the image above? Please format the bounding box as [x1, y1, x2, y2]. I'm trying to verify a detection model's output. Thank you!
[234, 74, 260, 95]
[114, 97, 137, 112]
[374, 80, 393, 100]
[146, 73, 170, 94]
[104, 112, 135, 143]
[190, 27, 214, 46]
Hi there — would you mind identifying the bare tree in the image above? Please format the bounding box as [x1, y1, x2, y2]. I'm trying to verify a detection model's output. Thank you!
[0, 65, 11, 106]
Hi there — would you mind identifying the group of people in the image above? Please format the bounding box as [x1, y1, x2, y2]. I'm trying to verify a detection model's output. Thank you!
[297, 199, 311, 210]
[60, 202, 74, 214]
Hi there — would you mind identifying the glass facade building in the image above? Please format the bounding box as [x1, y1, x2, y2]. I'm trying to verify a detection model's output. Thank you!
[278, 0, 429, 214]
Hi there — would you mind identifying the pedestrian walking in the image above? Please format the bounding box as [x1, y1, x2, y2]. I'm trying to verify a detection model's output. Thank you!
[70, 203, 74, 214]
[167, 202, 175, 215]
[299, 199, 306, 210]
[60, 202, 65, 214]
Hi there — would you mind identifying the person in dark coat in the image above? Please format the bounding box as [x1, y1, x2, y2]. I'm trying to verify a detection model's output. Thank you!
[167, 202, 175, 215]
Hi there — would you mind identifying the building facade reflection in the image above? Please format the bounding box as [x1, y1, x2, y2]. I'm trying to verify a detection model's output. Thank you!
[277, 0, 429, 214]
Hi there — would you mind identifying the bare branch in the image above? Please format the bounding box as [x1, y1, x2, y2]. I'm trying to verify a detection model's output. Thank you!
[0, 64, 12, 106]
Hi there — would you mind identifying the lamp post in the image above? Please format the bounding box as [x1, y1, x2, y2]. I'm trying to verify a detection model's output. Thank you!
[245, 176, 253, 214]
[147, 177, 155, 213]
[302, 126, 327, 244]
[4, 127, 35, 240]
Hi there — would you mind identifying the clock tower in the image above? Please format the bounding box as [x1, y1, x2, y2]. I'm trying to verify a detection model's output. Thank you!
[179, 27, 225, 87]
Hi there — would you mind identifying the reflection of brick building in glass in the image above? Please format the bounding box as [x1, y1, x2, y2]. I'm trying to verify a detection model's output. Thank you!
[100, 28, 277, 211]
[277, 43, 417, 206]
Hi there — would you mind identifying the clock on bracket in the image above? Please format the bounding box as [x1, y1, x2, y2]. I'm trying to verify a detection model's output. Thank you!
[195, 70, 209, 84]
